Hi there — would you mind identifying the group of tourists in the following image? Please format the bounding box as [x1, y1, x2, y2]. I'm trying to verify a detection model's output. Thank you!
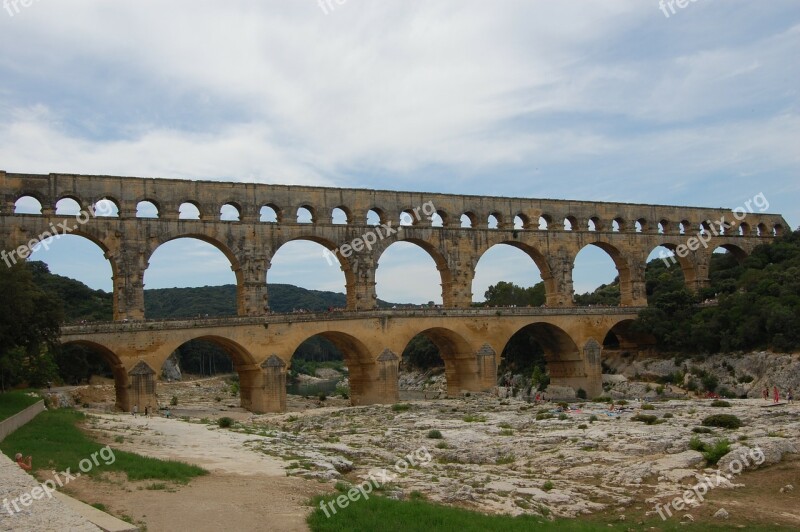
[762, 385, 794, 404]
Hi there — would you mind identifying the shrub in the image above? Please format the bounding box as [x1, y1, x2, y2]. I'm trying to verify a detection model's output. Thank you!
[335, 385, 349, 399]
[557, 413, 568, 420]
[692, 427, 713, 434]
[702, 439, 731, 465]
[392, 403, 411, 412]
[578, 424, 588, 429]
[689, 435, 705, 451]
[711, 400, 731, 407]
[702, 414, 742, 429]
[318, 392, 327, 401]
[616, 399, 628, 406]
[663, 413, 673, 419]
[218, 417, 234, 428]
[463, 414, 487, 423]
[717, 387, 736, 399]
[593, 396, 612, 403]
[701, 374, 719, 392]
[435, 441, 449, 449]
[542, 480, 554, 491]
[427, 429, 443, 439]
[689, 436, 731, 465]
[536, 412, 554, 420]
[589, 414, 598, 423]
[631, 414, 658, 425]
[641, 404, 655, 410]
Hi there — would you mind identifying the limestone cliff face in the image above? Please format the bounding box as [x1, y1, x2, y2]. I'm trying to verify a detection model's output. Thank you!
[603, 351, 800, 398]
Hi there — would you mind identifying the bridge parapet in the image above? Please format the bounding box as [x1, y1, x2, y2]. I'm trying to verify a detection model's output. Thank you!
[60, 306, 646, 336]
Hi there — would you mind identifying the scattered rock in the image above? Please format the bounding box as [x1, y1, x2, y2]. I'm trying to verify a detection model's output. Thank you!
[713, 508, 729, 519]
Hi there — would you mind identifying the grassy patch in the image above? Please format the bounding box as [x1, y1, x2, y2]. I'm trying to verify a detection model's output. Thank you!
[427, 429, 443, 439]
[462, 414, 487, 423]
[0, 409, 207, 483]
[0, 390, 40, 421]
[391, 403, 411, 412]
[710, 400, 731, 408]
[307, 495, 632, 531]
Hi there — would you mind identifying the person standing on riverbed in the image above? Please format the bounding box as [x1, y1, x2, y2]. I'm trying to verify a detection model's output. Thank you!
[763, 386, 770, 401]
[773, 385, 780, 404]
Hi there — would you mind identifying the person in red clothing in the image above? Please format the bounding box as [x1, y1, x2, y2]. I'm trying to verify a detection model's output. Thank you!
[773, 385, 780, 404]
[15, 452, 32, 471]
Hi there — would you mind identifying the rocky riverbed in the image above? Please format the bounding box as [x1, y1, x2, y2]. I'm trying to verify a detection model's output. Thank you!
[45, 354, 800, 528]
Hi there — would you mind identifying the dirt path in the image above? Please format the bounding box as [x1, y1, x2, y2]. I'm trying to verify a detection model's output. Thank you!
[62, 413, 328, 531]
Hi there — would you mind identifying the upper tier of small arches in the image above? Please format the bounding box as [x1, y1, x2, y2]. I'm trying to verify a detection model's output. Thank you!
[3, 172, 787, 238]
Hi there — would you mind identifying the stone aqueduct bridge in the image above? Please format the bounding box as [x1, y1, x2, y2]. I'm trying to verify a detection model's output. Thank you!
[0, 171, 789, 412]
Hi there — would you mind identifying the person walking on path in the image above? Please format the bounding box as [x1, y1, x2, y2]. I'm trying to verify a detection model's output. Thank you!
[773, 385, 780, 404]
[787, 388, 794, 404]
[763, 386, 770, 401]
[132, 405, 138, 417]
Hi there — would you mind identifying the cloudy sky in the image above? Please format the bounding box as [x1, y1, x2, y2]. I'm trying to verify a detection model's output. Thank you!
[3, 0, 798, 304]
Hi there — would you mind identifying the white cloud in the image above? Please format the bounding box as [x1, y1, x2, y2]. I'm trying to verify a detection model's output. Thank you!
[2, 1, 798, 297]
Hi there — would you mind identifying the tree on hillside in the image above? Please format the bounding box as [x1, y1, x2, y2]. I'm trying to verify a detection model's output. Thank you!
[0, 262, 63, 389]
[633, 229, 800, 354]
[483, 281, 545, 307]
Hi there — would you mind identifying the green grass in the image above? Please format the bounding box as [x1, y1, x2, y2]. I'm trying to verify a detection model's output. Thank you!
[0, 409, 207, 483]
[0, 390, 41, 421]
[306, 494, 795, 531]
[308, 495, 623, 531]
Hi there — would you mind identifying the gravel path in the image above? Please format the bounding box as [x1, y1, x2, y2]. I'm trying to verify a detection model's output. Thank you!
[0, 453, 100, 532]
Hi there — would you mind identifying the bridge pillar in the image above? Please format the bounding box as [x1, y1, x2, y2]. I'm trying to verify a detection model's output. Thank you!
[443, 354, 486, 397]
[111, 248, 147, 321]
[112, 363, 130, 412]
[621, 263, 648, 306]
[547, 339, 603, 398]
[350, 349, 399, 405]
[245, 356, 287, 413]
[443, 263, 474, 308]
[475, 344, 498, 392]
[128, 361, 157, 413]
[347, 254, 378, 310]
[238, 251, 269, 316]
[545, 249, 575, 307]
